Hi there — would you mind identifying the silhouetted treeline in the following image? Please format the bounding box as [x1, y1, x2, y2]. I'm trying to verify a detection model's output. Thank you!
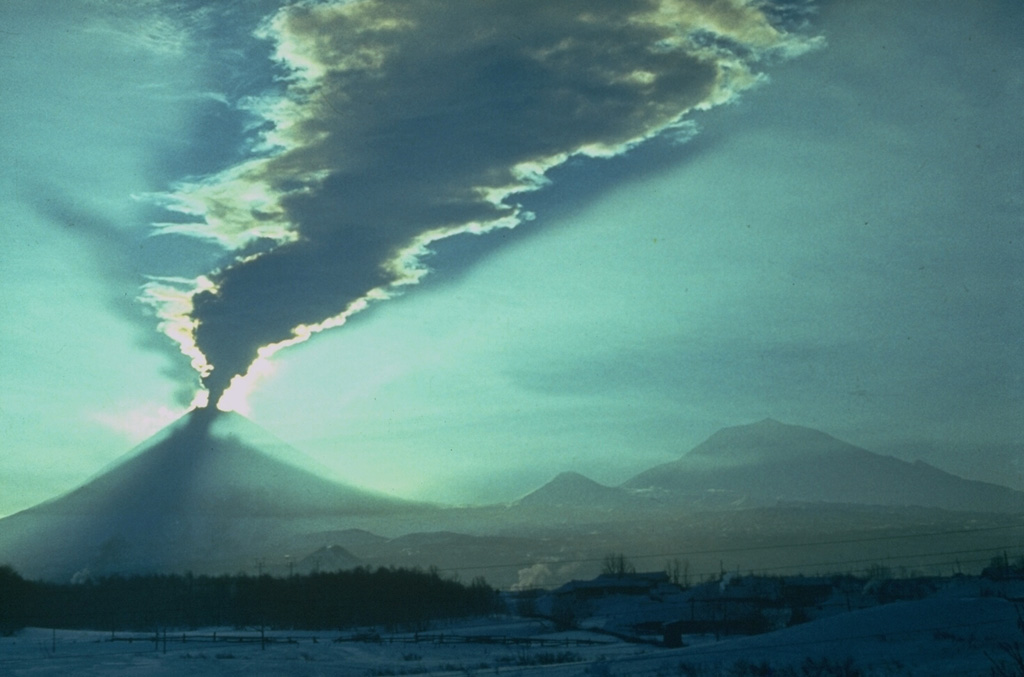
[0, 564, 501, 633]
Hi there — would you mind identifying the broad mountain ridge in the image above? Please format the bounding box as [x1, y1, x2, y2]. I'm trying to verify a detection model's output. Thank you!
[684, 418, 864, 463]
[1, 413, 1020, 584]
[619, 418, 1024, 513]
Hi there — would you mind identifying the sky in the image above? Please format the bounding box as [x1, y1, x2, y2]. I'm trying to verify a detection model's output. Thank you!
[0, 0, 1021, 515]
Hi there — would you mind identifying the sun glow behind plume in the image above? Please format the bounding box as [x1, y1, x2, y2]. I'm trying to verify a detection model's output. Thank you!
[94, 404, 190, 440]
[140, 0, 820, 414]
[211, 290, 390, 413]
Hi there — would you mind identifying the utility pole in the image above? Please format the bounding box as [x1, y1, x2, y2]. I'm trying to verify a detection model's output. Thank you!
[256, 557, 267, 650]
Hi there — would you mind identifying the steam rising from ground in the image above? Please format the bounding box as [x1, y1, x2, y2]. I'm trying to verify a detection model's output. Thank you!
[143, 0, 820, 409]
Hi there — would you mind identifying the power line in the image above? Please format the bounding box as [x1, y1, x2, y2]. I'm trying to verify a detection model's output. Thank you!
[674, 544, 1021, 579]
[426, 522, 1024, 575]
[672, 616, 1014, 658]
[0, 605, 1018, 674]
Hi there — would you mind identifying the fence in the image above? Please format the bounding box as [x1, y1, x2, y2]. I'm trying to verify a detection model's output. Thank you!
[104, 628, 611, 652]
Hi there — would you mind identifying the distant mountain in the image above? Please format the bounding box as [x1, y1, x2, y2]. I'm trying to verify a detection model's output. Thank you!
[5, 413, 1021, 586]
[683, 418, 863, 465]
[297, 544, 362, 573]
[295, 528, 390, 552]
[0, 408, 417, 580]
[516, 472, 635, 509]
[623, 419, 1024, 513]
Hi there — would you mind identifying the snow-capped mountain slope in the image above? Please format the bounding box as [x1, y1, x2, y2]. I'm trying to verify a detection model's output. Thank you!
[623, 419, 1024, 512]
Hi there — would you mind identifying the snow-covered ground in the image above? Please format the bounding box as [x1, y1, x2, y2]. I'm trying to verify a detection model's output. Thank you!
[4, 581, 1024, 675]
[2, 620, 628, 677]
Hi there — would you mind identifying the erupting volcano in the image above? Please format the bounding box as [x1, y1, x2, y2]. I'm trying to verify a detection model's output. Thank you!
[0, 409, 414, 580]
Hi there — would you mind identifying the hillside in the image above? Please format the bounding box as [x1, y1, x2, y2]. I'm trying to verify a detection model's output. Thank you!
[3, 415, 1022, 586]
[515, 471, 635, 508]
[623, 419, 1024, 512]
[0, 409, 417, 580]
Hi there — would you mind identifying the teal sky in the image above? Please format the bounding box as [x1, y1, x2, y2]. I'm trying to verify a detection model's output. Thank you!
[1, 0, 1021, 515]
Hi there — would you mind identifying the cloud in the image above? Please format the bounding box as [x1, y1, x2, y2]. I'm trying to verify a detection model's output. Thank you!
[79, 0, 206, 57]
[146, 0, 820, 406]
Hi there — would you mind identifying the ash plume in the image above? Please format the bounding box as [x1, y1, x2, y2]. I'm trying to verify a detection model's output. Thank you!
[145, 0, 820, 408]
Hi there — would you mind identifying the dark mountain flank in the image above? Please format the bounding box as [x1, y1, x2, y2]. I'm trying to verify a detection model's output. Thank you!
[0, 409, 416, 580]
[623, 419, 1024, 513]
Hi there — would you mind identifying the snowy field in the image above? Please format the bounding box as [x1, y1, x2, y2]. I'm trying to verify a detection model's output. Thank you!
[3, 593, 1024, 677]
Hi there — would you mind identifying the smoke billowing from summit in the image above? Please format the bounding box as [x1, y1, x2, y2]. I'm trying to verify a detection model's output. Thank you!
[146, 0, 820, 407]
